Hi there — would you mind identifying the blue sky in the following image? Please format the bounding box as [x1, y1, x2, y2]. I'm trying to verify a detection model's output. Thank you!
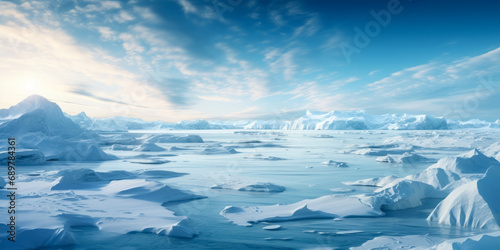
[1, 0, 500, 121]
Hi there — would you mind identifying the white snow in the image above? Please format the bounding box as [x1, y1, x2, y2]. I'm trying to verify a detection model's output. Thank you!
[263, 225, 282, 230]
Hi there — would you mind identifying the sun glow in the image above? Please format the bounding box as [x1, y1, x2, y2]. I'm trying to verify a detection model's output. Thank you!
[23, 78, 42, 95]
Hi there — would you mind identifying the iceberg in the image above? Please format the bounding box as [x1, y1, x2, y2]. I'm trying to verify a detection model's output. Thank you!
[427, 166, 500, 229]
[0, 95, 116, 162]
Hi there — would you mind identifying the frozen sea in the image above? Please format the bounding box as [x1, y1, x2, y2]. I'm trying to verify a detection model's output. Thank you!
[10, 129, 500, 249]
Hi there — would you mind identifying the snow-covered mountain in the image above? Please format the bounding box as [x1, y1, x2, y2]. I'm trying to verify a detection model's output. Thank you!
[68, 109, 454, 131]
[4, 95, 500, 132]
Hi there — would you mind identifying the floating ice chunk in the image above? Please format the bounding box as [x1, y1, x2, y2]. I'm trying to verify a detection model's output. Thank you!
[212, 182, 286, 193]
[427, 166, 500, 229]
[263, 225, 281, 230]
[51, 169, 136, 190]
[220, 195, 383, 226]
[101, 179, 205, 204]
[0, 177, 6, 188]
[134, 142, 166, 152]
[376, 152, 431, 164]
[343, 175, 400, 187]
[136, 169, 186, 179]
[322, 160, 349, 167]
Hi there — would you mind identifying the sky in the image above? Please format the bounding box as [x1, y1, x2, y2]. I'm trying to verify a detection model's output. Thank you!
[0, 0, 500, 122]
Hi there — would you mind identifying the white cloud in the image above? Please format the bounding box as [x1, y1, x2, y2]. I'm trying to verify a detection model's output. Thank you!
[133, 6, 160, 22]
[293, 15, 319, 37]
[114, 10, 135, 23]
[97, 26, 116, 41]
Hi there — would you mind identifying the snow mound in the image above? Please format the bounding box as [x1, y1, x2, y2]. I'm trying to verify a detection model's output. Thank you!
[220, 195, 383, 226]
[134, 142, 166, 152]
[429, 149, 500, 174]
[51, 169, 135, 190]
[343, 175, 400, 187]
[376, 152, 431, 164]
[427, 166, 500, 229]
[101, 179, 206, 204]
[211, 182, 286, 192]
[147, 134, 203, 143]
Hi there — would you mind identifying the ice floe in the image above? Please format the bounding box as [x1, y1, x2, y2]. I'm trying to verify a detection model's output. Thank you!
[220, 195, 383, 226]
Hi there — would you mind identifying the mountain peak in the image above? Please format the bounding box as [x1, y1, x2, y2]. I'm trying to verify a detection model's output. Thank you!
[0, 95, 63, 118]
